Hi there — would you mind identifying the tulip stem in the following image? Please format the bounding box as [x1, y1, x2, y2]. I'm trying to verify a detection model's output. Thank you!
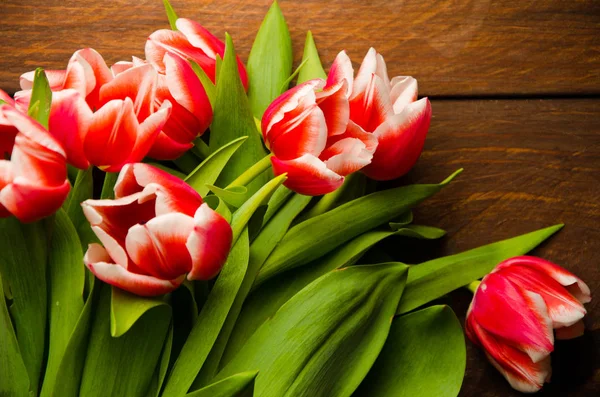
[466, 280, 481, 294]
[101, 172, 119, 199]
[191, 137, 211, 160]
[227, 153, 274, 189]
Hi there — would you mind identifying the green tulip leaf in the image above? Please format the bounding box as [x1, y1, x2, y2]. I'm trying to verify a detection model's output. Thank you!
[186, 136, 248, 198]
[215, 263, 408, 397]
[40, 210, 86, 396]
[186, 371, 258, 397]
[210, 34, 268, 194]
[63, 167, 97, 248]
[355, 305, 465, 397]
[0, 272, 29, 397]
[174, 152, 201, 174]
[391, 224, 446, 240]
[224, 228, 409, 363]
[0, 218, 48, 392]
[262, 185, 294, 225]
[110, 287, 168, 337]
[255, 169, 462, 285]
[247, 0, 293, 118]
[397, 224, 564, 315]
[79, 284, 171, 397]
[101, 172, 119, 199]
[204, 195, 233, 224]
[194, 193, 312, 386]
[297, 30, 327, 84]
[389, 211, 413, 227]
[206, 185, 249, 208]
[27, 68, 52, 128]
[163, 0, 178, 30]
[147, 163, 187, 179]
[279, 57, 308, 92]
[190, 60, 216, 107]
[146, 324, 174, 397]
[162, 228, 250, 397]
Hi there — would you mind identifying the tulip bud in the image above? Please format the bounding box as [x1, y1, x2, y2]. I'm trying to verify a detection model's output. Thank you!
[82, 163, 232, 296]
[466, 256, 591, 393]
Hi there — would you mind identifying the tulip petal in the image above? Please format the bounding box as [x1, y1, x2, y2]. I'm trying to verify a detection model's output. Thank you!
[326, 50, 353, 95]
[84, 98, 138, 169]
[68, 48, 113, 108]
[164, 52, 212, 127]
[321, 138, 373, 176]
[470, 318, 551, 393]
[146, 29, 215, 77]
[362, 98, 431, 181]
[327, 119, 378, 153]
[48, 89, 93, 169]
[375, 53, 390, 88]
[351, 47, 378, 101]
[390, 76, 418, 114]
[0, 178, 70, 223]
[85, 243, 182, 297]
[115, 163, 202, 216]
[499, 264, 587, 328]
[471, 272, 554, 363]
[494, 256, 591, 304]
[110, 61, 134, 76]
[186, 203, 233, 280]
[125, 212, 194, 280]
[0, 160, 13, 190]
[147, 130, 194, 160]
[20, 69, 66, 91]
[271, 154, 344, 196]
[349, 73, 392, 132]
[99, 63, 157, 120]
[315, 80, 350, 137]
[123, 101, 172, 167]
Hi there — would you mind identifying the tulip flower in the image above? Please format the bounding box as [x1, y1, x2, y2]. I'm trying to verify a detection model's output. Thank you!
[262, 78, 377, 196]
[0, 105, 70, 222]
[326, 48, 432, 181]
[101, 53, 212, 160]
[466, 256, 591, 393]
[145, 18, 248, 89]
[82, 163, 232, 296]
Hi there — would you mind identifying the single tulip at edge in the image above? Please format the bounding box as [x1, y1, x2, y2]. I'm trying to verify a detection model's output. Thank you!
[82, 163, 232, 296]
[466, 256, 591, 393]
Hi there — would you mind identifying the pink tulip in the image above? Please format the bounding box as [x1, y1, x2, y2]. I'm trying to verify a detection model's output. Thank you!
[262, 78, 376, 196]
[327, 48, 432, 181]
[101, 53, 212, 160]
[466, 256, 591, 393]
[0, 105, 70, 222]
[145, 18, 248, 90]
[82, 163, 232, 296]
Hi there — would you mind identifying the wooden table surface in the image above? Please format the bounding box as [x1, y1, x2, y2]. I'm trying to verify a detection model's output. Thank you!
[1, 0, 598, 395]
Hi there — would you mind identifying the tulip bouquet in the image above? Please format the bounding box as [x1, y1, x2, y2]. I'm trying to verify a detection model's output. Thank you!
[0, 1, 591, 396]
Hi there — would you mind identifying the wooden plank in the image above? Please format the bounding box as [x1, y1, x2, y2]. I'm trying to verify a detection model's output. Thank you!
[0, 0, 598, 96]
[383, 98, 600, 396]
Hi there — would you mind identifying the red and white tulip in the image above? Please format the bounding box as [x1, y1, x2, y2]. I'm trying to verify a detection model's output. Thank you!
[101, 53, 212, 160]
[262, 77, 376, 196]
[145, 18, 248, 89]
[82, 163, 232, 296]
[327, 48, 432, 181]
[466, 256, 591, 393]
[0, 105, 70, 222]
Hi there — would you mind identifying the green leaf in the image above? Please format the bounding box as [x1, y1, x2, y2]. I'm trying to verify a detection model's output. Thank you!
[101, 172, 119, 199]
[187, 371, 257, 397]
[247, 0, 293, 118]
[186, 137, 248, 197]
[279, 57, 308, 92]
[195, 193, 312, 385]
[145, 324, 174, 397]
[210, 34, 268, 194]
[299, 173, 367, 221]
[63, 167, 96, 248]
[0, 272, 29, 397]
[397, 224, 564, 315]
[110, 287, 168, 337]
[391, 224, 446, 240]
[50, 277, 98, 397]
[163, 0, 178, 30]
[147, 163, 187, 179]
[190, 60, 216, 107]
[40, 210, 85, 397]
[262, 185, 294, 225]
[79, 283, 171, 397]
[297, 30, 327, 84]
[162, 228, 250, 397]
[174, 152, 201, 174]
[255, 169, 462, 285]
[355, 306, 465, 397]
[224, 228, 405, 363]
[207, 185, 249, 208]
[204, 196, 233, 224]
[389, 211, 413, 227]
[0, 218, 47, 393]
[230, 174, 286, 243]
[27, 68, 52, 128]
[216, 263, 409, 397]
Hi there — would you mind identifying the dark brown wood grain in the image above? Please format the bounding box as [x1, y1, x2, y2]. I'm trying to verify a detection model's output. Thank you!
[0, 0, 599, 96]
[388, 98, 600, 396]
